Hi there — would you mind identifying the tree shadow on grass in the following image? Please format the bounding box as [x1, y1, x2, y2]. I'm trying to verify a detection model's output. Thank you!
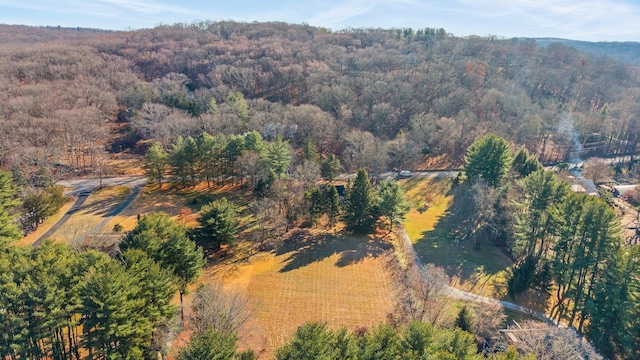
[412, 186, 513, 298]
[79, 193, 128, 217]
[183, 182, 252, 212]
[276, 229, 391, 272]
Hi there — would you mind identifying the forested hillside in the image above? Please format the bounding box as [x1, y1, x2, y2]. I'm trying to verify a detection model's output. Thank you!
[0, 21, 639, 177]
[536, 38, 640, 66]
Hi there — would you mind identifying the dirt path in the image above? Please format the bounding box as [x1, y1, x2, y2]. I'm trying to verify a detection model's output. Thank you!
[396, 226, 554, 324]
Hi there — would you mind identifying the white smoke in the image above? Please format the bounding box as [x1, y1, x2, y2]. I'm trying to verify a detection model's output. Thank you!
[558, 113, 583, 177]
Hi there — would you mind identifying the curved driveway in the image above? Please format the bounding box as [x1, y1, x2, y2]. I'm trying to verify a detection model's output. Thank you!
[396, 226, 555, 324]
[33, 176, 147, 246]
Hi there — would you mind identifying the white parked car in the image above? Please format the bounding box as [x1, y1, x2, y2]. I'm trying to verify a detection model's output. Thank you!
[398, 170, 412, 178]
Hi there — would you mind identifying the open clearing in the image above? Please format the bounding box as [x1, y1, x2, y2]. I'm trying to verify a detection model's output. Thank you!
[44, 186, 131, 243]
[16, 197, 77, 246]
[23, 177, 513, 356]
[401, 177, 513, 298]
[204, 231, 397, 359]
[107, 182, 251, 232]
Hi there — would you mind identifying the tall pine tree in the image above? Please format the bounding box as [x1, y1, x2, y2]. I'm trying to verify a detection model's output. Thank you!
[144, 142, 168, 187]
[343, 168, 376, 234]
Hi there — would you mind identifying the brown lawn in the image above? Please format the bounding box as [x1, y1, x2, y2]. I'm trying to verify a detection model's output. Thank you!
[47, 186, 130, 243]
[400, 177, 513, 299]
[15, 197, 77, 246]
[201, 231, 397, 359]
[107, 182, 251, 232]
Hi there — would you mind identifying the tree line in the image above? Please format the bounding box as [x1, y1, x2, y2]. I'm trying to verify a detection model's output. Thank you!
[2, 21, 640, 185]
[143, 130, 293, 189]
[0, 211, 204, 360]
[458, 134, 639, 359]
[143, 129, 412, 239]
[0, 169, 67, 240]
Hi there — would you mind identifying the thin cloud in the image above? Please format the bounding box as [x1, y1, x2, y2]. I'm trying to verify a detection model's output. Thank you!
[0, 0, 638, 40]
[306, 0, 422, 29]
[452, 0, 640, 40]
[307, 0, 377, 27]
[0, 0, 197, 17]
[97, 0, 197, 15]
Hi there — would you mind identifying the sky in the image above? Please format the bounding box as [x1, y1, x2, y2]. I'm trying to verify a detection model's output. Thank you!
[0, 0, 639, 42]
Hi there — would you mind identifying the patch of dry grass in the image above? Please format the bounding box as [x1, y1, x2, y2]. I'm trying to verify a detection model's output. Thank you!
[15, 197, 76, 246]
[201, 232, 397, 359]
[107, 182, 253, 232]
[106, 184, 192, 232]
[399, 178, 513, 299]
[108, 153, 144, 176]
[401, 177, 453, 243]
[48, 186, 130, 243]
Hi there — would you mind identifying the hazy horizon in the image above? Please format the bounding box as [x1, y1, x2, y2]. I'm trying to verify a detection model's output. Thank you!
[0, 0, 639, 42]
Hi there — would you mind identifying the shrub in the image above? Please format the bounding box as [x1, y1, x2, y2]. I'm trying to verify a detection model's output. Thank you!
[626, 188, 640, 207]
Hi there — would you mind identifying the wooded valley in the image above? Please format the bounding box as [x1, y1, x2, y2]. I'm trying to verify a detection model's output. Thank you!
[1, 21, 640, 360]
[1, 21, 639, 180]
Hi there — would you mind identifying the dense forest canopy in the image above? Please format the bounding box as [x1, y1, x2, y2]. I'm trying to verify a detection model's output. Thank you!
[0, 21, 639, 178]
[535, 37, 640, 66]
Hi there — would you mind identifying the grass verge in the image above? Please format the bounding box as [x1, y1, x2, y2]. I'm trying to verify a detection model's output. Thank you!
[48, 186, 130, 243]
[201, 231, 397, 359]
[400, 177, 513, 299]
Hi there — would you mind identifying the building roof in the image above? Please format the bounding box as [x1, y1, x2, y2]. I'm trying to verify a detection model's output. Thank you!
[613, 184, 639, 197]
[572, 178, 598, 196]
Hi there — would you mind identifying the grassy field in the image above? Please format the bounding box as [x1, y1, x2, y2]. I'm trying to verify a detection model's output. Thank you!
[16, 197, 77, 246]
[47, 186, 131, 243]
[203, 231, 397, 359]
[107, 182, 252, 232]
[104, 183, 397, 358]
[402, 177, 453, 241]
[400, 177, 513, 298]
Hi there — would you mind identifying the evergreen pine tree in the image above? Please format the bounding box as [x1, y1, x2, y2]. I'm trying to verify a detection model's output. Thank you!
[197, 198, 240, 250]
[463, 134, 513, 187]
[0, 170, 21, 244]
[301, 137, 318, 163]
[376, 180, 411, 230]
[320, 154, 341, 181]
[343, 168, 376, 234]
[454, 306, 473, 332]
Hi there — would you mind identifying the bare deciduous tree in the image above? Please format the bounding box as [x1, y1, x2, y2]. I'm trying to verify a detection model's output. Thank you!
[292, 160, 321, 191]
[582, 158, 612, 184]
[388, 253, 449, 326]
[496, 320, 602, 360]
[190, 283, 253, 336]
[469, 303, 506, 348]
[250, 198, 286, 250]
[343, 129, 388, 175]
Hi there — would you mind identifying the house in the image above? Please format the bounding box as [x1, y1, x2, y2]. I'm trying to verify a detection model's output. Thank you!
[613, 184, 639, 198]
[571, 178, 599, 196]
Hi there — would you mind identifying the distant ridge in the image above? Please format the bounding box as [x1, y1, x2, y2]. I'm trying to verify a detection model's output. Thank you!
[0, 24, 111, 43]
[535, 37, 640, 66]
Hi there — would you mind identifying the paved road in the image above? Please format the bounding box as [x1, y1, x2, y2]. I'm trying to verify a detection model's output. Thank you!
[396, 226, 555, 324]
[32, 193, 90, 247]
[335, 170, 460, 181]
[56, 176, 147, 196]
[32, 176, 147, 246]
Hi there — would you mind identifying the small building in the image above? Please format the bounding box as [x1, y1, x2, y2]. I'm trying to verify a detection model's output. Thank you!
[613, 184, 639, 198]
[571, 178, 599, 196]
